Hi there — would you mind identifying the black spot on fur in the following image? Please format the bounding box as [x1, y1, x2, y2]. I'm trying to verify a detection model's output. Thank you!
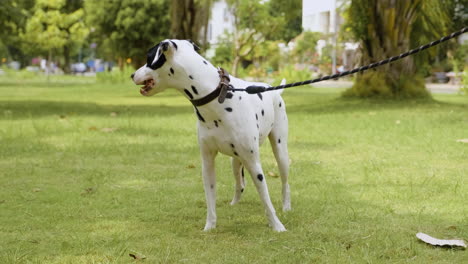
[239, 96, 242, 100]
[257, 174, 263, 181]
[255, 114, 258, 120]
[214, 120, 218, 127]
[195, 107, 205, 122]
[278, 138, 281, 144]
[261, 109, 264, 116]
[254, 136, 256, 141]
[169, 40, 178, 50]
[279, 102, 282, 107]
[161, 41, 169, 51]
[184, 89, 194, 99]
[257, 124, 259, 129]
[225, 107, 232, 112]
[210, 184, 214, 189]
[241, 167, 244, 177]
[226, 92, 233, 99]
[230, 143, 235, 148]
[203, 60, 208, 65]
[250, 150, 254, 154]
[168, 73, 171, 76]
[170, 67, 174, 74]
[257, 93, 263, 100]
[146, 43, 167, 70]
[234, 151, 238, 156]
[191, 85, 198, 95]
[189, 75, 194, 80]
[241, 188, 244, 193]
[151, 54, 166, 69]
[218, 119, 222, 122]
[187, 40, 201, 52]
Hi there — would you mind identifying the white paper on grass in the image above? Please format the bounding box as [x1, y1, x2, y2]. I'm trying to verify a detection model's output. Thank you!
[416, 232, 467, 248]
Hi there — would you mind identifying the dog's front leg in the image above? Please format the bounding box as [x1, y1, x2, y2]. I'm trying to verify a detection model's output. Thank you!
[201, 146, 217, 231]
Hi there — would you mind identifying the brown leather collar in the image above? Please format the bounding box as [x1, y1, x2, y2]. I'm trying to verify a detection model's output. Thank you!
[190, 68, 231, 107]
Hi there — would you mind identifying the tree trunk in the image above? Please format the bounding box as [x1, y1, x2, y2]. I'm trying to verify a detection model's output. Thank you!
[170, 0, 213, 43]
[63, 45, 71, 74]
[344, 0, 429, 98]
[232, 55, 241, 76]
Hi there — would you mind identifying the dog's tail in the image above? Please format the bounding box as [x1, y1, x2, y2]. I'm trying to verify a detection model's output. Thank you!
[277, 79, 286, 95]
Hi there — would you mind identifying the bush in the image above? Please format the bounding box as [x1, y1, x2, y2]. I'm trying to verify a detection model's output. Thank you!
[0, 66, 40, 79]
[343, 71, 393, 98]
[461, 67, 468, 95]
[273, 64, 312, 85]
[211, 35, 234, 67]
[96, 66, 134, 83]
[342, 71, 430, 99]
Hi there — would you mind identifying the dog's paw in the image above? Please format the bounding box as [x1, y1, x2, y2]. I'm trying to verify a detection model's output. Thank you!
[203, 222, 216, 231]
[230, 195, 241, 205]
[269, 220, 287, 232]
[272, 224, 287, 232]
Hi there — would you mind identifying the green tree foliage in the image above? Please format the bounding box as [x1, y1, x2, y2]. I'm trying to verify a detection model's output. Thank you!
[268, 0, 302, 42]
[20, 0, 89, 72]
[291, 32, 321, 64]
[0, 0, 34, 64]
[225, 0, 286, 75]
[343, 0, 452, 98]
[85, 0, 170, 68]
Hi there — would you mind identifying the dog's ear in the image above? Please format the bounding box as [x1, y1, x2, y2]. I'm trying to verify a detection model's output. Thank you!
[147, 43, 167, 70]
[187, 39, 201, 52]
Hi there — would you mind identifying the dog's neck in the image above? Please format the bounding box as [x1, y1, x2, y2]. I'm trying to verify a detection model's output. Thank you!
[166, 58, 222, 105]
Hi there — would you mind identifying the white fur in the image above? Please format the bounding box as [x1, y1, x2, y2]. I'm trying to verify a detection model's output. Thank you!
[132, 39, 291, 232]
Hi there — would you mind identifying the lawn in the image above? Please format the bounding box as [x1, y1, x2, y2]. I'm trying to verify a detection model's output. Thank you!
[0, 75, 467, 263]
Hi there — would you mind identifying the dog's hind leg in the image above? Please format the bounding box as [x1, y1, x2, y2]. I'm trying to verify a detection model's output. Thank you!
[243, 158, 286, 232]
[201, 147, 217, 231]
[269, 103, 291, 212]
[230, 158, 245, 205]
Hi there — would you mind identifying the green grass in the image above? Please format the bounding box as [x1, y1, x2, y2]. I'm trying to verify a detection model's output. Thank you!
[0, 75, 467, 263]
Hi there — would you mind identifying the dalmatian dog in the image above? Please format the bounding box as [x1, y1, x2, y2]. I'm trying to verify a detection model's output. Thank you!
[131, 39, 290, 232]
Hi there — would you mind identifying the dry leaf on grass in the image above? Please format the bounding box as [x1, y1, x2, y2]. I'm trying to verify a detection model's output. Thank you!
[187, 164, 196, 169]
[416, 232, 466, 248]
[129, 253, 146, 260]
[456, 139, 468, 143]
[268, 171, 279, 178]
[101, 127, 118, 133]
[81, 187, 96, 196]
[110, 112, 118, 117]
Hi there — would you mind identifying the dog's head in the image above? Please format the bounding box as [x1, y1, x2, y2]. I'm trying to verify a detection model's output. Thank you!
[131, 39, 203, 97]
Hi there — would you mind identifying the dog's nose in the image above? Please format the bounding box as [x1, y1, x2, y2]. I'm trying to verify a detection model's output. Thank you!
[130, 73, 135, 79]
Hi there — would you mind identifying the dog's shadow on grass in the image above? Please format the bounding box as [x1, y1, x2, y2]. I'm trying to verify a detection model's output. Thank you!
[0, 100, 192, 120]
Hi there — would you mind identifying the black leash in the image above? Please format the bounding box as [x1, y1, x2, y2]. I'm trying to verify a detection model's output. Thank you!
[228, 27, 468, 94]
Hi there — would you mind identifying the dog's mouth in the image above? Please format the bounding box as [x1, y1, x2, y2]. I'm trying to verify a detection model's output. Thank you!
[140, 79, 155, 96]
